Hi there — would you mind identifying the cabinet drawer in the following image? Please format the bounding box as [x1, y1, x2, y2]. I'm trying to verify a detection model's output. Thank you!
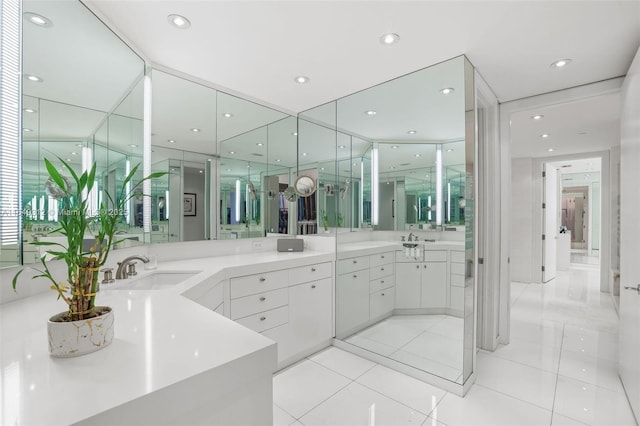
[451, 273, 465, 287]
[370, 263, 394, 280]
[424, 250, 447, 262]
[235, 305, 288, 333]
[451, 250, 465, 263]
[450, 262, 465, 276]
[230, 269, 289, 299]
[230, 287, 288, 320]
[395, 250, 421, 263]
[290, 261, 332, 285]
[337, 256, 370, 274]
[369, 251, 394, 267]
[370, 288, 395, 319]
[370, 275, 395, 294]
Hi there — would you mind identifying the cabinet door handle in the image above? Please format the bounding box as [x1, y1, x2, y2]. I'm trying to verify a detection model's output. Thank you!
[381, 267, 385, 271]
[381, 293, 385, 296]
[381, 280, 385, 284]
[311, 284, 316, 289]
[259, 277, 266, 282]
[424, 265, 427, 269]
[311, 267, 316, 272]
[416, 265, 419, 269]
[381, 255, 385, 259]
[353, 260, 357, 264]
[260, 316, 266, 321]
[259, 296, 266, 301]
[353, 274, 358, 278]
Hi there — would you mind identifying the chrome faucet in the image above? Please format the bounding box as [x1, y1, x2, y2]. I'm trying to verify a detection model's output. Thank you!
[408, 233, 414, 242]
[116, 255, 150, 279]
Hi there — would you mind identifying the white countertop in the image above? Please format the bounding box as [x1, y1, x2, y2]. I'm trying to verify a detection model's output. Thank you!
[337, 240, 464, 259]
[0, 249, 332, 426]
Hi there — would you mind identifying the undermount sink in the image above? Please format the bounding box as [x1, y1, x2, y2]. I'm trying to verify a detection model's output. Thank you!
[123, 271, 201, 290]
[402, 243, 419, 248]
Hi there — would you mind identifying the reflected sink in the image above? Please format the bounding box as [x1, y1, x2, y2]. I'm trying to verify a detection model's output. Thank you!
[402, 243, 419, 248]
[124, 271, 200, 290]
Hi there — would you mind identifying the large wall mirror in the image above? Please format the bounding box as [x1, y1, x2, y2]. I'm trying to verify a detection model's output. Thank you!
[18, 0, 145, 267]
[299, 56, 475, 388]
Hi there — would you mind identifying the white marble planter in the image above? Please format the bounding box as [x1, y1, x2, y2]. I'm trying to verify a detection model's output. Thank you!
[47, 306, 114, 357]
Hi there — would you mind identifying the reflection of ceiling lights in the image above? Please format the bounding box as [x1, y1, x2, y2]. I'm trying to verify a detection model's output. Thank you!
[256, 143, 263, 147]
[24, 74, 43, 83]
[24, 12, 52, 27]
[222, 113, 233, 118]
[365, 110, 377, 116]
[547, 148, 554, 152]
[321, 167, 325, 171]
[71, 151, 77, 155]
[23, 128, 32, 132]
[291, 132, 298, 136]
[550, 59, 572, 69]
[440, 88, 454, 95]
[414, 154, 421, 157]
[76, 143, 83, 147]
[407, 130, 417, 134]
[190, 128, 200, 132]
[226, 168, 232, 172]
[129, 144, 138, 148]
[229, 151, 236, 154]
[275, 159, 281, 162]
[380, 33, 400, 45]
[446, 149, 453, 152]
[23, 108, 37, 113]
[338, 145, 346, 149]
[541, 133, 550, 138]
[301, 152, 308, 156]
[168, 139, 175, 143]
[199, 170, 203, 174]
[531, 114, 544, 120]
[294, 76, 310, 84]
[167, 14, 191, 29]
[66, 158, 72, 162]
[391, 145, 399, 149]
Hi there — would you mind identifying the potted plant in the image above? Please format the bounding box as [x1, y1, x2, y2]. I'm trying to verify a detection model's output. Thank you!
[13, 158, 164, 357]
[321, 209, 329, 232]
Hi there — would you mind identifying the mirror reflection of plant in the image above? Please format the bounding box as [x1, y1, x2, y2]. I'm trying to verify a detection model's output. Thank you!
[321, 210, 329, 230]
[13, 158, 166, 321]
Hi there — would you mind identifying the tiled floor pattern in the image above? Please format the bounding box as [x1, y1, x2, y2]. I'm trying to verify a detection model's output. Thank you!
[273, 264, 637, 425]
[344, 314, 464, 382]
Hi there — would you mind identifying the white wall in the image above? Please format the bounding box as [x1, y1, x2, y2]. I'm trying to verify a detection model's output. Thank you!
[510, 158, 535, 283]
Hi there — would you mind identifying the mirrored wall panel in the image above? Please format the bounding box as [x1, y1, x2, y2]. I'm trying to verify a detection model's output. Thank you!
[305, 55, 475, 387]
[19, 0, 145, 266]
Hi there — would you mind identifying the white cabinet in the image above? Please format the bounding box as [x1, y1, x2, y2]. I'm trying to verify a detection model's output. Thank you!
[449, 250, 465, 312]
[370, 287, 395, 319]
[421, 261, 447, 308]
[395, 262, 422, 308]
[336, 269, 370, 338]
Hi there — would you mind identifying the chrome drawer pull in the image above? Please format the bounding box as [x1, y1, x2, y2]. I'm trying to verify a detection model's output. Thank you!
[381, 255, 385, 259]
[381, 280, 385, 284]
[259, 297, 266, 301]
[353, 260, 357, 264]
[311, 267, 316, 272]
[259, 277, 266, 282]
[381, 293, 385, 296]
[260, 316, 266, 321]
[353, 274, 357, 278]
[311, 284, 316, 289]
[381, 267, 385, 271]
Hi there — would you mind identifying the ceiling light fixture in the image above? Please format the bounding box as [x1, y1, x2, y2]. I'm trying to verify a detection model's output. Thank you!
[76, 143, 83, 147]
[550, 59, 572, 69]
[301, 152, 308, 156]
[391, 145, 399, 149]
[190, 128, 200, 132]
[365, 110, 377, 116]
[71, 151, 77, 155]
[228, 151, 235, 154]
[168, 139, 175, 143]
[291, 132, 298, 136]
[415, 154, 421, 157]
[541, 133, 550, 138]
[129, 144, 138, 148]
[547, 148, 554, 152]
[294, 75, 310, 84]
[440, 88, 454, 95]
[23, 108, 36, 113]
[338, 145, 346, 149]
[23, 128, 32, 132]
[256, 143, 263, 147]
[407, 130, 417, 135]
[275, 159, 281, 162]
[222, 113, 233, 118]
[167, 14, 191, 29]
[24, 74, 43, 83]
[226, 168, 232, 172]
[380, 33, 400, 45]
[24, 12, 52, 27]
[446, 149, 454, 152]
[531, 115, 544, 120]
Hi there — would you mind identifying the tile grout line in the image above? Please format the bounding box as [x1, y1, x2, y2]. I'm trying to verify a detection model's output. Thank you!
[549, 323, 565, 425]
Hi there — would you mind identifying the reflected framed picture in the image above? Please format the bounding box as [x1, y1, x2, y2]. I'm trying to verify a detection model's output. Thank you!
[183, 193, 196, 216]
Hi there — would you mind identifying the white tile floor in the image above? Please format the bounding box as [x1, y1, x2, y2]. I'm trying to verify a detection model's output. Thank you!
[273, 264, 637, 426]
[344, 315, 464, 382]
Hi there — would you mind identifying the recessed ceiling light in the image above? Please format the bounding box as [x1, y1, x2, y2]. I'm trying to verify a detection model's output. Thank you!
[226, 168, 232, 172]
[256, 143, 264, 147]
[294, 76, 310, 84]
[321, 167, 325, 171]
[222, 113, 233, 118]
[129, 144, 138, 148]
[391, 145, 399, 149]
[547, 148, 554, 152]
[301, 152, 308, 156]
[190, 128, 200, 133]
[291, 132, 298, 136]
[531, 115, 544, 120]
[23, 128, 32, 132]
[24, 12, 52, 27]
[541, 133, 550, 138]
[66, 158, 72, 162]
[23, 108, 37, 113]
[407, 130, 417, 135]
[446, 149, 454, 152]
[440, 88, 454, 95]
[275, 159, 281, 162]
[365, 110, 377, 116]
[338, 145, 346, 149]
[550, 59, 572, 69]
[76, 143, 83, 147]
[24, 74, 43, 83]
[71, 151, 77, 155]
[380, 33, 400, 45]
[229, 151, 236, 154]
[168, 139, 176, 143]
[415, 154, 421, 157]
[167, 14, 191, 29]
[199, 170, 203, 174]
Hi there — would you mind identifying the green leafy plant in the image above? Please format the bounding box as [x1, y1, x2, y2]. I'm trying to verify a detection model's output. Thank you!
[321, 209, 329, 231]
[336, 212, 344, 228]
[12, 158, 165, 321]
